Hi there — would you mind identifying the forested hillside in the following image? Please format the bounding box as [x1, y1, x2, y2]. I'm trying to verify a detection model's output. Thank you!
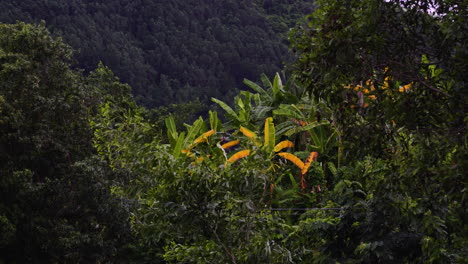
[1, 0, 466, 263]
[0, 0, 314, 107]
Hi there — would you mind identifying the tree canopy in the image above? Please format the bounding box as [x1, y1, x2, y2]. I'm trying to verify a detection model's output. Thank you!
[0, 22, 135, 262]
[0, 0, 314, 107]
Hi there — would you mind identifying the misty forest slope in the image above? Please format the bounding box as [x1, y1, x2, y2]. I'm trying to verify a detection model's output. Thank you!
[0, 0, 314, 107]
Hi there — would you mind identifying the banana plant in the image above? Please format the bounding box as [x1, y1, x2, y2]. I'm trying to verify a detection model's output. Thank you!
[273, 99, 336, 155]
[212, 71, 338, 164]
[255, 72, 303, 105]
[222, 117, 294, 166]
[211, 90, 255, 130]
[223, 117, 276, 165]
[212, 72, 301, 129]
[165, 115, 216, 158]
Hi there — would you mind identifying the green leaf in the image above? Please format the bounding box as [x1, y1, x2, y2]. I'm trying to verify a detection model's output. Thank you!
[327, 162, 338, 177]
[288, 173, 299, 189]
[285, 74, 298, 94]
[272, 104, 306, 119]
[260, 73, 273, 89]
[165, 116, 178, 147]
[275, 121, 297, 137]
[211, 97, 239, 122]
[252, 93, 261, 106]
[243, 78, 271, 99]
[183, 117, 204, 147]
[172, 131, 186, 158]
[209, 110, 221, 131]
[272, 72, 283, 99]
[284, 120, 330, 137]
[253, 106, 274, 121]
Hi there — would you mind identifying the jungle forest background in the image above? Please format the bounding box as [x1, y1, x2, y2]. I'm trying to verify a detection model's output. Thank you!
[0, 0, 314, 107]
[0, 0, 466, 263]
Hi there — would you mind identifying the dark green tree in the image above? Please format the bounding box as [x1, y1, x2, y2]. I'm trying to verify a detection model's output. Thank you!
[0, 22, 133, 263]
[288, 0, 467, 262]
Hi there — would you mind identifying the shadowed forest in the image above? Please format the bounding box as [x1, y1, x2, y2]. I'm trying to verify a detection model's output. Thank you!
[0, 0, 314, 107]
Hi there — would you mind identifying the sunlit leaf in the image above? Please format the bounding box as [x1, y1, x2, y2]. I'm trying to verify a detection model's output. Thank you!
[263, 117, 275, 152]
[240, 126, 257, 139]
[273, 140, 294, 152]
[172, 132, 186, 158]
[221, 140, 240, 149]
[227, 149, 251, 163]
[193, 129, 215, 144]
[278, 152, 304, 170]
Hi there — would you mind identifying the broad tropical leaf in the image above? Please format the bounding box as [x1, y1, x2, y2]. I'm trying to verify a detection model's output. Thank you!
[260, 73, 272, 89]
[272, 72, 283, 100]
[183, 117, 205, 147]
[263, 117, 275, 152]
[301, 152, 318, 175]
[243, 78, 270, 99]
[209, 110, 221, 131]
[236, 94, 251, 124]
[165, 116, 178, 146]
[227, 149, 251, 163]
[278, 152, 304, 170]
[284, 120, 330, 137]
[212, 97, 239, 121]
[193, 129, 215, 144]
[275, 121, 297, 137]
[172, 132, 186, 158]
[221, 140, 240, 149]
[274, 140, 294, 152]
[272, 104, 305, 119]
[240, 126, 257, 139]
[253, 106, 275, 121]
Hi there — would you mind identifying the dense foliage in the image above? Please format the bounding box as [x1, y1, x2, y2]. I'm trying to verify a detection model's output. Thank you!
[0, 23, 135, 262]
[1, 0, 466, 263]
[0, 0, 314, 107]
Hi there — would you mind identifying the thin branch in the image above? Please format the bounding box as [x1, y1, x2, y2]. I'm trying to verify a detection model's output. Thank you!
[416, 75, 451, 97]
[382, 60, 451, 97]
[212, 229, 237, 264]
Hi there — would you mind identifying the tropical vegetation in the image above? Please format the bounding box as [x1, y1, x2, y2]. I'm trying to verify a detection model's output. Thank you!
[0, 0, 466, 263]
